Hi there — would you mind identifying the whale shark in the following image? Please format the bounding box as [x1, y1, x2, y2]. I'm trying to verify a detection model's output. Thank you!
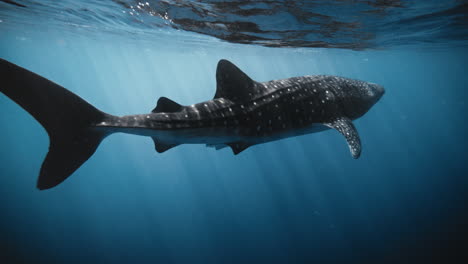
[0, 58, 384, 190]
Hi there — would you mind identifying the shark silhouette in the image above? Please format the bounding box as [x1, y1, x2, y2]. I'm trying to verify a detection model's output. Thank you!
[0, 58, 384, 190]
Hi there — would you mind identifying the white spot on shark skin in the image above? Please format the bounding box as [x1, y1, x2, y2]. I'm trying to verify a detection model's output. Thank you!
[240, 105, 244, 109]
[204, 104, 208, 107]
[253, 102, 257, 105]
[185, 114, 188, 118]
[229, 107, 233, 112]
[146, 115, 150, 119]
[165, 114, 169, 118]
[321, 100, 325, 104]
[258, 112, 262, 116]
[100, 122, 106, 125]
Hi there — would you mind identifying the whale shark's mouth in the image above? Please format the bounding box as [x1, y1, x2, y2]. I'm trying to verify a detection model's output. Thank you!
[369, 83, 385, 99]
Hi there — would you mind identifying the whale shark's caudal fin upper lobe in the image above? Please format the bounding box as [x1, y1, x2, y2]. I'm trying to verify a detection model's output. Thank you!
[0, 59, 112, 190]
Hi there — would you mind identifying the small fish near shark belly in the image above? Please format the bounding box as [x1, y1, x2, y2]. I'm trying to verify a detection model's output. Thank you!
[0, 58, 384, 189]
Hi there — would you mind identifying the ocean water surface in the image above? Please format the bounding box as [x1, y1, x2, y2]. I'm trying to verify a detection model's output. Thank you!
[0, 1, 467, 263]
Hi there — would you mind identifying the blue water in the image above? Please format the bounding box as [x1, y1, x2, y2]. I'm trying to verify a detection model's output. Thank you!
[1, 1, 468, 263]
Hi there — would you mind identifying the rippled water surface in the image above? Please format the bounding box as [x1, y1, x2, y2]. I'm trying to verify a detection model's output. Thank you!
[1, 0, 467, 49]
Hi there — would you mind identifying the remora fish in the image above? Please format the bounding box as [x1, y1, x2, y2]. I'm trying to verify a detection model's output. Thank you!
[0, 59, 384, 189]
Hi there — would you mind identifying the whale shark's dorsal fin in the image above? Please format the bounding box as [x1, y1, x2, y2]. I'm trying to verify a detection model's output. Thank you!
[214, 59, 267, 101]
[152, 97, 182, 113]
[324, 117, 361, 159]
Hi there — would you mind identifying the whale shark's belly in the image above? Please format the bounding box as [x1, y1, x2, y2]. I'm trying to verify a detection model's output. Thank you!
[105, 122, 330, 146]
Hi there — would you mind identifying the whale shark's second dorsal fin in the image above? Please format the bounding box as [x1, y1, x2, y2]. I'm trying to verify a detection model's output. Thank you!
[152, 97, 183, 113]
[324, 117, 361, 159]
[214, 59, 267, 102]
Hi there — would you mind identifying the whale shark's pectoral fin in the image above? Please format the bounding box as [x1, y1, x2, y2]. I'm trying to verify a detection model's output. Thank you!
[228, 142, 251, 155]
[151, 137, 179, 153]
[214, 59, 268, 101]
[324, 117, 361, 159]
[152, 97, 183, 113]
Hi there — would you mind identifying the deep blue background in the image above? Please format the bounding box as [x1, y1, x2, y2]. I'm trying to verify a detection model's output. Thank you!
[1, 26, 467, 263]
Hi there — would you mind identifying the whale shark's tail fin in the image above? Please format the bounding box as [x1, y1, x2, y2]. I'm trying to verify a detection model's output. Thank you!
[0, 59, 111, 190]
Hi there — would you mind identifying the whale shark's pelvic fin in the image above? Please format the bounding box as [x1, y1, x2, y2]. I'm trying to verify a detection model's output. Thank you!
[151, 137, 179, 153]
[228, 142, 252, 155]
[324, 117, 361, 159]
[0, 59, 112, 190]
[206, 144, 229, 150]
[152, 97, 183, 113]
[214, 59, 267, 102]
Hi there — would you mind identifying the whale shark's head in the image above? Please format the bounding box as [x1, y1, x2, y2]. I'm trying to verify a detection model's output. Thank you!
[366, 82, 385, 103]
[339, 79, 385, 119]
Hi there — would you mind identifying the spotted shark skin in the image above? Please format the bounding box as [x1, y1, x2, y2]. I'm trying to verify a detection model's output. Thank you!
[99, 60, 384, 156]
[0, 58, 384, 189]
